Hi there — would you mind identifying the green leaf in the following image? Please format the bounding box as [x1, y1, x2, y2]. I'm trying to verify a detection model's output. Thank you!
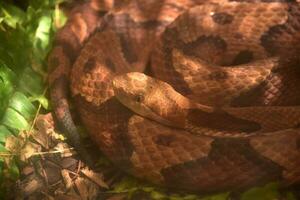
[0, 143, 7, 152]
[0, 143, 7, 166]
[0, 0, 67, 196]
[19, 67, 44, 96]
[0, 125, 11, 143]
[285, 192, 297, 200]
[182, 195, 202, 200]
[7, 159, 19, 180]
[200, 192, 229, 200]
[0, 3, 26, 28]
[29, 95, 49, 110]
[53, 6, 67, 30]
[0, 61, 16, 94]
[0, 47, 15, 69]
[151, 191, 167, 200]
[113, 177, 140, 193]
[9, 92, 36, 120]
[0, 158, 3, 181]
[34, 14, 52, 50]
[241, 183, 280, 200]
[0, 31, 30, 73]
[2, 108, 29, 131]
[142, 187, 154, 193]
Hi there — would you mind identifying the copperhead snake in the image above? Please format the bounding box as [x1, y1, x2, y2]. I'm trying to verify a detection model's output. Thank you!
[48, 0, 300, 193]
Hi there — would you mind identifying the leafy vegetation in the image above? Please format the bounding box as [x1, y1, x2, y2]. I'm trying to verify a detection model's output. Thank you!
[0, 0, 66, 198]
[0, 0, 298, 199]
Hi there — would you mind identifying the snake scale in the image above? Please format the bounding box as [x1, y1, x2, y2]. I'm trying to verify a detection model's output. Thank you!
[48, 0, 300, 193]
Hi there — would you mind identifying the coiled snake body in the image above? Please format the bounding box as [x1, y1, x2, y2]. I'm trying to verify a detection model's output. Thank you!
[48, 0, 300, 193]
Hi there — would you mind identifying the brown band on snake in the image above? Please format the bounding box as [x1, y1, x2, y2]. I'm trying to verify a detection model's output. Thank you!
[152, 26, 195, 97]
[151, 4, 262, 105]
[231, 64, 300, 107]
[211, 12, 234, 25]
[101, 12, 168, 66]
[250, 129, 300, 183]
[181, 36, 228, 63]
[261, 2, 300, 56]
[103, 13, 139, 63]
[74, 95, 136, 171]
[231, 50, 254, 66]
[83, 56, 98, 74]
[187, 109, 261, 133]
[161, 138, 283, 192]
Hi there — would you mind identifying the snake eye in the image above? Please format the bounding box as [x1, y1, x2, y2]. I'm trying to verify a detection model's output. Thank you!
[135, 94, 144, 103]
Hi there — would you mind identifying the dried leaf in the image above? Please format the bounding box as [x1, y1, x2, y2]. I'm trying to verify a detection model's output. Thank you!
[35, 114, 54, 133]
[31, 129, 49, 149]
[32, 114, 57, 148]
[75, 177, 88, 200]
[61, 169, 73, 189]
[75, 177, 99, 200]
[60, 157, 78, 171]
[54, 143, 73, 157]
[5, 135, 24, 153]
[20, 141, 41, 161]
[21, 166, 34, 176]
[81, 167, 109, 189]
[42, 160, 62, 185]
[54, 182, 77, 197]
[17, 174, 44, 197]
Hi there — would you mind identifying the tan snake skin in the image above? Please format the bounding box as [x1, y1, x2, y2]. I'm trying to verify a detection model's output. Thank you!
[113, 72, 300, 137]
[48, 0, 300, 193]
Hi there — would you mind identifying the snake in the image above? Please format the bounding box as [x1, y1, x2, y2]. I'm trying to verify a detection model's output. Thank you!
[48, 0, 300, 194]
[113, 71, 300, 138]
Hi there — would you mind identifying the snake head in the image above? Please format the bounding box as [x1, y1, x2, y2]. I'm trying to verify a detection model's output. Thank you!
[113, 72, 150, 105]
[112, 72, 161, 116]
[112, 72, 189, 127]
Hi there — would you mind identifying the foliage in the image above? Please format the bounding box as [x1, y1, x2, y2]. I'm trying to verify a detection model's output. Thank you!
[110, 176, 297, 200]
[0, 0, 66, 198]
